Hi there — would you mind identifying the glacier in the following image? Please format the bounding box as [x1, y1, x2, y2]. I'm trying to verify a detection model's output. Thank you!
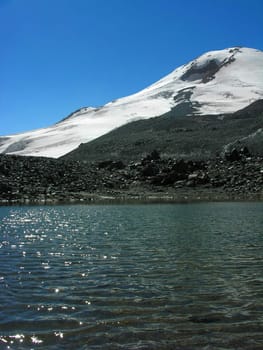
[0, 47, 263, 158]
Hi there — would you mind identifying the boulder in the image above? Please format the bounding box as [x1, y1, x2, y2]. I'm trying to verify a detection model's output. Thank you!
[225, 148, 241, 162]
[141, 164, 159, 177]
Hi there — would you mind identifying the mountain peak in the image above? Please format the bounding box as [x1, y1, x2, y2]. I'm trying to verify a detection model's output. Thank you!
[0, 47, 263, 158]
[180, 47, 241, 83]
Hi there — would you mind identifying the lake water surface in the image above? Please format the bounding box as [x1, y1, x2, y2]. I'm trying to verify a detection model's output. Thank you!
[0, 203, 263, 349]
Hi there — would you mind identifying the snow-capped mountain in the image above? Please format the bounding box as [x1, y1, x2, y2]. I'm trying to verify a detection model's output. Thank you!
[1, 47, 263, 158]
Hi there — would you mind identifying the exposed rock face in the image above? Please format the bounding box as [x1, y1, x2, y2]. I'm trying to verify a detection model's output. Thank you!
[180, 59, 220, 82]
[180, 47, 240, 83]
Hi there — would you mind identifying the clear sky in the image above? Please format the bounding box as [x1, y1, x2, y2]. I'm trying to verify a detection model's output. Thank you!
[1, 0, 263, 135]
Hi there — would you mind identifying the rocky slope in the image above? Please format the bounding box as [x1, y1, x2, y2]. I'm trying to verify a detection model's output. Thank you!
[1, 149, 262, 204]
[63, 100, 263, 162]
[0, 47, 263, 158]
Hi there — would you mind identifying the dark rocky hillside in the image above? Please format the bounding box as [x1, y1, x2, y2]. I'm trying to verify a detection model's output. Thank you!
[63, 100, 263, 163]
[1, 101, 262, 205]
[1, 149, 262, 204]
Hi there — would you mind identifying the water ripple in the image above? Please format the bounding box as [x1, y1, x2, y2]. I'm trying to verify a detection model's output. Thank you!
[0, 203, 263, 349]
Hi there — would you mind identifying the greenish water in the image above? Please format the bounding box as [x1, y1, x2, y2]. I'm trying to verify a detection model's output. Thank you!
[0, 203, 263, 349]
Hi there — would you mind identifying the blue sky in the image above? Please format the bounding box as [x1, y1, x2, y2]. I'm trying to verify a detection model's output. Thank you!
[1, 0, 263, 135]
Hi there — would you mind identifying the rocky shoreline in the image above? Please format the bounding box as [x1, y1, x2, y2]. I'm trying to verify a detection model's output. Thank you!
[0, 149, 262, 205]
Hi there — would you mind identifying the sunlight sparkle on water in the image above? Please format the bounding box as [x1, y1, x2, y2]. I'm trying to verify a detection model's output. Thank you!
[0, 204, 263, 349]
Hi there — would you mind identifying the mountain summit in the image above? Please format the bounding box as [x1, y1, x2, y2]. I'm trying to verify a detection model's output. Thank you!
[1, 47, 263, 158]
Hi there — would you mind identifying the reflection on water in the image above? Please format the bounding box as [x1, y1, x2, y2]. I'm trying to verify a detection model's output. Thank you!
[0, 203, 263, 349]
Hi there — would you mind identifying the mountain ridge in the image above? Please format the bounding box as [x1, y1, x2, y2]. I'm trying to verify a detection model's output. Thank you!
[0, 46, 263, 158]
[62, 99, 263, 162]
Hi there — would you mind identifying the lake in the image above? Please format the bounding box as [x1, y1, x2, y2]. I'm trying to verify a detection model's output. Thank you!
[0, 203, 263, 349]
